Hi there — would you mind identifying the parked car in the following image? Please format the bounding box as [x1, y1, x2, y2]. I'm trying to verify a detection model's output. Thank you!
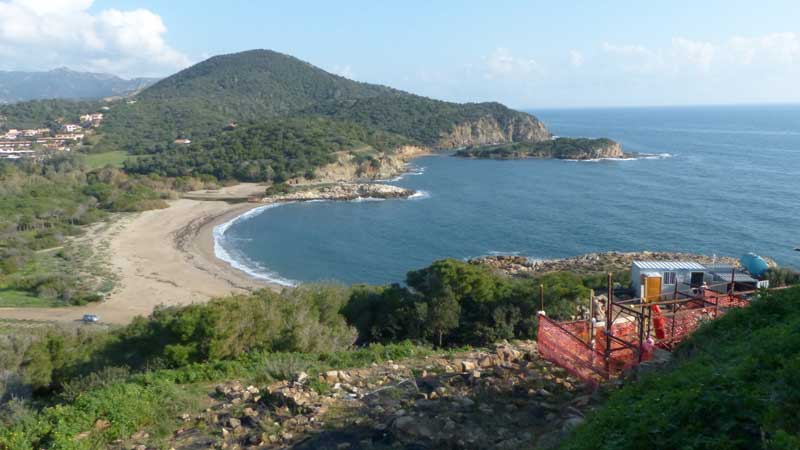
[82, 314, 99, 323]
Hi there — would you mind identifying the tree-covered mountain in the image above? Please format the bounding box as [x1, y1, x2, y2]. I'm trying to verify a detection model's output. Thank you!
[99, 49, 549, 152]
[0, 68, 156, 104]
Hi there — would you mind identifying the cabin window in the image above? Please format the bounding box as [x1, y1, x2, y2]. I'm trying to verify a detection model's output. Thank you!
[663, 271, 677, 285]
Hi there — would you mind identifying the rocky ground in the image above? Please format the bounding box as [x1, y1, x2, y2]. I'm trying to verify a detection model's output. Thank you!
[469, 251, 775, 277]
[123, 342, 600, 450]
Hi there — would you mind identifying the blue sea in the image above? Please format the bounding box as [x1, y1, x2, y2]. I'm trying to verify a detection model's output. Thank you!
[216, 105, 800, 286]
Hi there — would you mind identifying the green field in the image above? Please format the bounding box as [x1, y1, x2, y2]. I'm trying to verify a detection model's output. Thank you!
[82, 150, 137, 169]
[0, 287, 59, 307]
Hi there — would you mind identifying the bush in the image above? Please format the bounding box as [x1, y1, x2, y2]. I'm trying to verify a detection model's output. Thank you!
[343, 259, 591, 347]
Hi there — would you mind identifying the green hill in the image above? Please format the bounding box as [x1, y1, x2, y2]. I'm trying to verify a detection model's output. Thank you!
[123, 117, 410, 181]
[97, 49, 548, 153]
[560, 286, 800, 450]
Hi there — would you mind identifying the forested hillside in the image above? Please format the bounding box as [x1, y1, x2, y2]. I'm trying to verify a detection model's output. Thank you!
[123, 117, 411, 181]
[307, 95, 547, 146]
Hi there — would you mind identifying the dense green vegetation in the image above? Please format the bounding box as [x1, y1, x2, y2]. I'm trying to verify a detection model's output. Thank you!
[0, 156, 205, 306]
[97, 49, 396, 152]
[123, 117, 410, 182]
[343, 259, 593, 347]
[561, 286, 800, 450]
[307, 95, 544, 146]
[455, 137, 620, 159]
[764, 266, 800, 288]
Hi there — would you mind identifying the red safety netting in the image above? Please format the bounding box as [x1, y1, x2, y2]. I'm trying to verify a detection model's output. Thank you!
[537, 316, 607, 384]
[537, 293, 749, 384]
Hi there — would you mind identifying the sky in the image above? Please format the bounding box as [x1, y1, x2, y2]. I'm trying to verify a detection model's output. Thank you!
[0, 0, 799, 108]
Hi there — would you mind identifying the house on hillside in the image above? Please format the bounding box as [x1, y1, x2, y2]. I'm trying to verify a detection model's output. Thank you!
[61, 124, 82, 133]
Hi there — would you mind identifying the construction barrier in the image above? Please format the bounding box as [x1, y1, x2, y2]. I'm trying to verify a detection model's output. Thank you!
[537, 292, 750, 384]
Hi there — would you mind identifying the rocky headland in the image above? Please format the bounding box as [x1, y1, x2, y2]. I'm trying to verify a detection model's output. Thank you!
[455, 137, 626, 160]
[437, 114, 551, 149]
[306, 145, 430, 183]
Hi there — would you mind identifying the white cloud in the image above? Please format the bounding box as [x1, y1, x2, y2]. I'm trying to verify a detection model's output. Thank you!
[730, 32, 799, 65]
[0, 0, 190, 76]
[331, 64, 355, 79]
[601, 42, 665, 73]
[603, 33, 798, 75]
[671, 37, 715, 72]
[569, 50, 584, 68]
[485, 47, 540, 79]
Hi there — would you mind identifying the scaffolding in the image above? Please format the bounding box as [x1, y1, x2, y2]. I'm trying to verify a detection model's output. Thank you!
[537, 273, 754, 384]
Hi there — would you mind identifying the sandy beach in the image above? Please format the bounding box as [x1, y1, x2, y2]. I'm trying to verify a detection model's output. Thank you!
[0, 184, 275, 324]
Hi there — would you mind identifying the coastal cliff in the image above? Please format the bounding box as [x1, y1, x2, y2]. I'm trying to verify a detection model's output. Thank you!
[437, 114, 550, 149]
[454, 137, 624, 160]
[309, 145, 429, 183]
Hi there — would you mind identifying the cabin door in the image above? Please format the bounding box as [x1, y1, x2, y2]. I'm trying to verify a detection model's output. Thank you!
[690, 272, 705, 288]
[644, 276, 662, 302]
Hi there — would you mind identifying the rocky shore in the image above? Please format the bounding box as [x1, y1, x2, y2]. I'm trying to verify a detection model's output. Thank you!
[454, 137, 625, 160]
[469, 251, 775, 277]
[152, 341, 598, 450]
[263, 183, 415, 203]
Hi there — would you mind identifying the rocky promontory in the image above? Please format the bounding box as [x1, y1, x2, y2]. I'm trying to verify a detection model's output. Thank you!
[437, 113, 551, 149]
[263, 183, 415, 203]
[308, 145, 430, 183]
[455, 137, 625, 160]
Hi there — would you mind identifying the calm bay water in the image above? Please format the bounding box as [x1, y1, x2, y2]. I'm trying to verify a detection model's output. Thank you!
[217, 105, 800, 286]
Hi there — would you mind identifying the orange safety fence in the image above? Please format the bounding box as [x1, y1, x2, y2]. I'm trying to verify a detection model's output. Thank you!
[537, 293, 750, 384]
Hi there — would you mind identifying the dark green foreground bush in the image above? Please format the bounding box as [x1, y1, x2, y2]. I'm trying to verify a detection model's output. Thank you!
[560, 286, 800, 450]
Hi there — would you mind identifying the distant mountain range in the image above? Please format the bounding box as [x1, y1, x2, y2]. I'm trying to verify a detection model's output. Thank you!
[0, 68, 158, 103]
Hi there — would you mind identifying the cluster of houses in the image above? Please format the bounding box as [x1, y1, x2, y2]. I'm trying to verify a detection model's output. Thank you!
[0, 112, 104, 159]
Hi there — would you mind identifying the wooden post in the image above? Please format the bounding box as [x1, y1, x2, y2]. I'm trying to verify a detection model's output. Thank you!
[539, 284, 544, 312]
[605, 273, 613, 376]
[588, 292, 595, 346]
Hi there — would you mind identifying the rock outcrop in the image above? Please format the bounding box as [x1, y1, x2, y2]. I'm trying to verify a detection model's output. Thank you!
[309, 145, 429, 183]
[264, 183, 414, 203]
[455, 137, 625, 160]
[437, 114, 550, 149]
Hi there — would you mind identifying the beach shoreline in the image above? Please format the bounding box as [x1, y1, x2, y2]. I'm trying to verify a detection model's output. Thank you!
[0, 188, 276, 324]
[0, 177, 422, 325]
